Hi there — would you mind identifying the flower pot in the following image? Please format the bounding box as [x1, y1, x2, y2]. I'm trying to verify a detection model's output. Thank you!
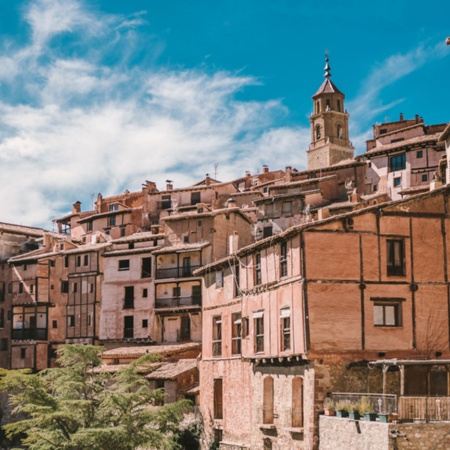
[336, 410, 349, 418]
[364, 412, 377, 421]
[324, 409, 335, 416]
[378, 413, 389, 423]
[349, 411, 361, 420]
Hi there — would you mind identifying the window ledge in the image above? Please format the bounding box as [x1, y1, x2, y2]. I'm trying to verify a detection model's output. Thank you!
[284, 427, 304, 433]
[258, 424, 276, 430]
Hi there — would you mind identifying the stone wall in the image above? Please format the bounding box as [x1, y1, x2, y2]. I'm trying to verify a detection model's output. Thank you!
[319, 415, 450, 450]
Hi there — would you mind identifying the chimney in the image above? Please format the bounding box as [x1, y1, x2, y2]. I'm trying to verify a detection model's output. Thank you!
[262, 165, 269, 174]
[227, 198, 237, 209]
[285, 166, 292, 182]
[229, 232, 239, 254]
[415, 114, 420, 123]
[351, 191, 361, 203]
[205, 173, 211, 186]
[96, 193, 103, 212]
[72, 201, 81, 214]
[166, 180, 173, 191]
[399, 112, 404, 121]
[143, 180, 157, 193]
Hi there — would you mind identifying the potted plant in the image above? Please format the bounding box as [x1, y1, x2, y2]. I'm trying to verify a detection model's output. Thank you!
[335, 400, 350, 418]
[359, 396, 377, 421]
[323, 397, 335, 416]
[348, 401, 361, 420]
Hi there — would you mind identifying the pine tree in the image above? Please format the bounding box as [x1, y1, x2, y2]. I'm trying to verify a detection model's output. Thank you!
[0, 345, 193, 450]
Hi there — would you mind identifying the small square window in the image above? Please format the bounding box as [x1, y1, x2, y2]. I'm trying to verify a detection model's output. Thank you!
[142, 319, 148, 328]
[422, 174, 428, 182]
[373, 299, 403, 327]
[120, 227, 126, 237]
[20, 348, 26, 359]
[184, 235, 189, 243]
[68, 315, 75, 327]
[118, 260, 130, 271]
[216, 271, 224, 289]
[393, 177, 401, 187]
[19, 283, 24, 294]
[52, 320, 58, 329]
[417, 150, 423, 158]
[143, 288, 148, 298]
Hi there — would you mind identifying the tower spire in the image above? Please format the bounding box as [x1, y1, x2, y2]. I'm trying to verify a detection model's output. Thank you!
[324, 53, 331, 79]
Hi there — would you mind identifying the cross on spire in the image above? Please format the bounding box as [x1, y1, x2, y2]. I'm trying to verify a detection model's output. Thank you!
[324, 52, 331, 79]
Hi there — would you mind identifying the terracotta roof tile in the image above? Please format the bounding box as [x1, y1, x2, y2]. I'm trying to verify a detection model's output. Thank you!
[101, 342, 201, 358]
[0, 222, 46, 237]
[144, 359, 198, 380]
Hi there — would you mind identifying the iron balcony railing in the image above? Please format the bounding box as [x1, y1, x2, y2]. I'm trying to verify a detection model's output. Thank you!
[155, 265, 201, 279]
[12, 328, 48, 341]
[155, 295, 201, 309]
[331, 392, 398, 414]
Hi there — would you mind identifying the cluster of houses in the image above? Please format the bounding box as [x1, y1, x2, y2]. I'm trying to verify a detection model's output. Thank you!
[1, 59, 450, 449]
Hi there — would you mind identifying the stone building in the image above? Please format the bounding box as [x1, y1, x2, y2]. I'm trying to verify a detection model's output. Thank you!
[198, 185, 450, 449]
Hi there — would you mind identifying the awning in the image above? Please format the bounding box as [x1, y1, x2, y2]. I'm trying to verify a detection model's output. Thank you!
[280, 308, 291, 318]
[253, 311, 264, 319]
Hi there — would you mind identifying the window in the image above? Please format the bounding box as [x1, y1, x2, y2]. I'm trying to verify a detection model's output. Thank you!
[417, 150, 423, 158]
[124, 316, 134, 338]
[0, 309, 4, 328]
[183, 235, 189, 243]
[161, 195, 171, 210]
[86, 221, 93, 232]
[142, 319, 148, 328]
[213, 378, 223, 419]
[87, 315, 91, 326]
[315, 125, 321, 140]
[192, 285, 201, 305]
[73, 282, 78, 293]
[212, 316, 222, 357]
[118, 259, 130, 271]
[387, 239, 405, 276]
[280, 308, 291, 351]
[191, 192, 201, 205]
[120, 228, 126, 237]
[68, 315, 75, 327]
[124, 286, 134, 309]
[234, 264, 240, 297]
[64, 256, 69, 268]
[254, 312, 264, 353]
[20, 348, 26, 359]
[141, 257, 152, 278]
[108, 216, 116, 227]
[19, 283, 23, 294]
[393, 177, 401, 187]
[263, 376, 274, 424]
[109, 204, 119, 211]
[231, 313, 242, 355]
[90, 283, 94, 293]
[142, 288, 148, 298]
[337, 124, 343, 138]
[83, 254, 89, 266]
[182, 257, 191, 276]
[391, 138, 405, 143]
[422, 174, 428, 182]
[379, 128, 387, 135]
[282, 201, 292, 214]
[52, 320, 57, 329]
[373, 184, 378, 192]
[337, 99, 341, 112]
[373, 298, 403, 327]
[216, 271, 224, 289]
[8, 283, 12, 294]
[173, 286, 181, 298]
[30, 284, 34, 294]
[263, 226, 273, 238]
[23, 264, 27, 271]
[76, 255, 81, 267]
[292, 377, 304, 428]
[389, 153, 406, 171]
[254, 253, 262, 285]
[0, 338, 7, 351]
[280, 242, 288, 278]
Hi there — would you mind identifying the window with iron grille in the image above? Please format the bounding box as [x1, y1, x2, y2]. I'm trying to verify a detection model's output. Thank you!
[280, 308, 291, 351]
[389, 153, 406, 171]
[124, 286, 134, 309]
[387, 239, 405, 276]
[254, 313, 264, 353]
[231, 313, 242, 355]
[212, 316, 222, 357]
[141, 257, 152, 278]
[280, 242, 288, 278]
[254, 253, 262, 286]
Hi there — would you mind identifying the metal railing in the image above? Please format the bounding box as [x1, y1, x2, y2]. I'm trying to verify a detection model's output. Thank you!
[155, 265, 201, 279]
[399, 396, 450, 422]
[155, 295, 201, 309]
[331, 392, 397, 414]
[12, 328, 47, 340]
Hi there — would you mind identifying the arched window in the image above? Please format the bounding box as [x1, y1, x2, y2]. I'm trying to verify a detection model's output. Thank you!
[315, 125, 321, 140]
[337, 124, 343, 138]
[326, 99, 331, 110]
[292, 377, 304, 428]
[263, 376, 274, 424]
[316, 101, 320, 114]
[337, 99, 341, 112]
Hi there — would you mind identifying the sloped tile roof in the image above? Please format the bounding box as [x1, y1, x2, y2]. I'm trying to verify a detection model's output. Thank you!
[145, 359, 198, 380]
[0, 222, 46, 237]
[101, 342, 201, 358]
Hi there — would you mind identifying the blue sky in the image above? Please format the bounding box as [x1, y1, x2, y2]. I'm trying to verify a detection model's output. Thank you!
[0, 0, 449, 228]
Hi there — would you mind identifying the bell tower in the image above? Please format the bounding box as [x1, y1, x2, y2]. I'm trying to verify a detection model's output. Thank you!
[307, 57, 354, 170]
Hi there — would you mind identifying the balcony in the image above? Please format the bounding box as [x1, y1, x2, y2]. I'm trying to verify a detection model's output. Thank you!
[155, 295, 201, 309]
[12, 328, 47, 340]
[155, 265, 201, 279]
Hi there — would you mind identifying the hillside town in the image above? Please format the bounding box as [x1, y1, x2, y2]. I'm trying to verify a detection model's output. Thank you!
[2, 56, 450, 449]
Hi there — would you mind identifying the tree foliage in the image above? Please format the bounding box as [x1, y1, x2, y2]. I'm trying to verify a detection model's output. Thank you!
[0, 345, 193, 450]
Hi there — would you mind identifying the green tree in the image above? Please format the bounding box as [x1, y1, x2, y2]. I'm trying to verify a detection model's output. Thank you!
[0, 345, 193, 450]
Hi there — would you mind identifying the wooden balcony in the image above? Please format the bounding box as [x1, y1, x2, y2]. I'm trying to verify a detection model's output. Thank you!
[155, 295, 201, 309]
[155, 265, 201, 279]
[399, 396, 450, 422]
